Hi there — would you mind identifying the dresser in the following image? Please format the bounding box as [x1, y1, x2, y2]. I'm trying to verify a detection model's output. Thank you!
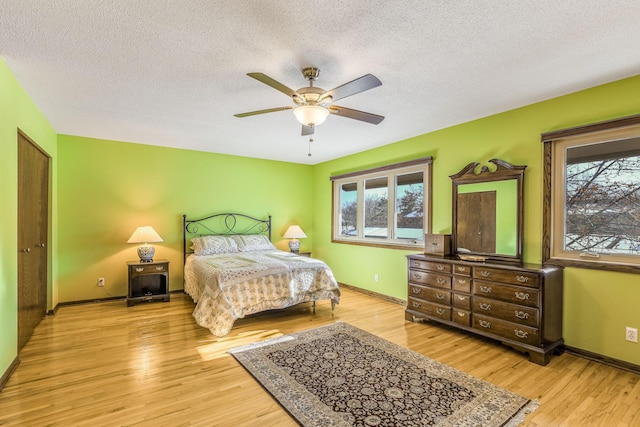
[406, 254, 563, 365]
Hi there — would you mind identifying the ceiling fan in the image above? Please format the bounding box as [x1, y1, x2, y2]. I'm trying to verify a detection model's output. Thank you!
[234, 67, 384, 136]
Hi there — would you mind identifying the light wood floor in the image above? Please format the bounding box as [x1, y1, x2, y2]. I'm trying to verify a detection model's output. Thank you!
[1, 288, 638, 426]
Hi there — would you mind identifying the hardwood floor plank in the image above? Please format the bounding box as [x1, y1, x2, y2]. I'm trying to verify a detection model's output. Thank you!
[0, 288, 638, 426]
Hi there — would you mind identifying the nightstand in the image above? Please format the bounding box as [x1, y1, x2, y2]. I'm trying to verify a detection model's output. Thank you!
[127, 259, 170, 306]
[297, 252, 312, 257]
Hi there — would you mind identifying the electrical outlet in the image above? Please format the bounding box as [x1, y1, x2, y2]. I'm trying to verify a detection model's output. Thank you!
[626, 327, 638, 343]
[98, 277, 105, 287]
[374, 274, 379, 282]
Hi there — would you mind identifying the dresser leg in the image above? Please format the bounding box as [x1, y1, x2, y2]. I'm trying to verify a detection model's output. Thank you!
[405, 311, 415, 322]
[528, 351, 550, 366]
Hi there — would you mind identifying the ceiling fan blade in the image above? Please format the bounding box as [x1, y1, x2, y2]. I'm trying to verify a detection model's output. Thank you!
[329, 105, 384, 124]
[320, 74, 382, 103]
[301, 125, 314, 136]
[247, 73, 300, 98]
[234, 106, 292, 118]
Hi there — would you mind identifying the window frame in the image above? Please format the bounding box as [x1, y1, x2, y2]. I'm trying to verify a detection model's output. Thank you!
[331, 157, 432, 250]
[542, 114, 640, 274]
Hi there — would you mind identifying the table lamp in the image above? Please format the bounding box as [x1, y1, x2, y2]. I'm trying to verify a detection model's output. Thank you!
[283, 225, 307, 252]
[127, 226, 163, 263]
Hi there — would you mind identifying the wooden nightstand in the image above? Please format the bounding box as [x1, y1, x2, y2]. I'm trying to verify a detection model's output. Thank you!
[297, 252, 312, 257]
[127, 259, 170, 306]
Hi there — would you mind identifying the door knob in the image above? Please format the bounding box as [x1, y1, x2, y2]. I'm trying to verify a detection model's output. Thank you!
[22, 248, 31, 253]
[36, 243, 46, 247]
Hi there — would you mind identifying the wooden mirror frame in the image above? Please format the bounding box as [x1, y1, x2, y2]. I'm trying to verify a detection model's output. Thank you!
[450, 159, 526, 263]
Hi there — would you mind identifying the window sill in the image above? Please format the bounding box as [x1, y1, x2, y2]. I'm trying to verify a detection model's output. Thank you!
[332, 239, 423, 251]
[545, 257, 640, 275]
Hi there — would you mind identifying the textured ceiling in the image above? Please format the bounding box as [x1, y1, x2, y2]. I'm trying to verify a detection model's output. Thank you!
[1, 1, 639, 164]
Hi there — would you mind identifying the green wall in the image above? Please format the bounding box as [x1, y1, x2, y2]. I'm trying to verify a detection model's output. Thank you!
[56, 136, 314, 301]
[0, 59, 58, 379]
[313, 74, 640, 365]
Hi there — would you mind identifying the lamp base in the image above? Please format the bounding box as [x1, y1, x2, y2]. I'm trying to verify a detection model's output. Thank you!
[288, 238, 300, 253]
[137, 244, 155, 263]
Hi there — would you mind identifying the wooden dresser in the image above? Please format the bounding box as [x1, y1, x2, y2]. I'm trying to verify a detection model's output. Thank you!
[406, 254, 563, 365]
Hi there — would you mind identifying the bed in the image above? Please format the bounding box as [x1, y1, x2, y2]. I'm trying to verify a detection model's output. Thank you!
[182, 213, 340, 336]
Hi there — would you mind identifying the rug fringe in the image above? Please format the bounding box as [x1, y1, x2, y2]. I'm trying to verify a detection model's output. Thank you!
[503, 399, 539, 427]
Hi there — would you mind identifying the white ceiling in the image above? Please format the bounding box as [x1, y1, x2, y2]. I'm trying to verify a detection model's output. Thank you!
[1, 1, 639, 165]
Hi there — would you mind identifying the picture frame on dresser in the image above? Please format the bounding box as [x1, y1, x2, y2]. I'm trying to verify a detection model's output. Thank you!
[406, 159, 564, 365]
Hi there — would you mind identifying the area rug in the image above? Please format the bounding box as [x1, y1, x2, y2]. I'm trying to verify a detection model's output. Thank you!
[228, 322, 537, 426]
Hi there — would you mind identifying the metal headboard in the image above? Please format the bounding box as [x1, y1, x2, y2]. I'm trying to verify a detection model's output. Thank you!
[182, 212, 272, 264]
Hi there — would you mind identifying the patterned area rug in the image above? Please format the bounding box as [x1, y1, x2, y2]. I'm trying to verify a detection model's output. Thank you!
[229, 322, 537, 426]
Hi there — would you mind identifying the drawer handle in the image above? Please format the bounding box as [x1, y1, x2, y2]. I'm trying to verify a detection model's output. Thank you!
[411, 288, 422, 294]
[436, 277, 447, 285]
[457, 311, 466, 317]
[480, 271, 491, 277]
[436, 308, 445, 315]
[515, 292, 530, 300]
[413, 273, 421, 279]
[412, 302, 421, 309]
[155, 266, 164, 271]
[436, 293, 445, 300]
[479, 303, 491, 311]
[516, 275, 529, 283]
[515, 311, 529, 319]
[514, 329, 529, 339]
[457, 278, 467, 284]
[478, 320, 491, 329]
[456, 295, 466, 301]
[411, 261, 420, 267]
[436, 264, 445, 271]
[479, 285, 492, 293]
[457, 266, 467, 272]
[135, 267, 144, 272]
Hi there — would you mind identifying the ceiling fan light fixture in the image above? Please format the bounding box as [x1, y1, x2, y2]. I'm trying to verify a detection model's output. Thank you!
[293, 105, 329, 127]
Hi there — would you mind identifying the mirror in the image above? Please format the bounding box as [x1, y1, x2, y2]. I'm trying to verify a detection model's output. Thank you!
[450, 159, 526, 262]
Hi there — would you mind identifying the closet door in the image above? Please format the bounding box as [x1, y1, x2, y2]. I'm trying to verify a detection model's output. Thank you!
[17, 131, 49, 351]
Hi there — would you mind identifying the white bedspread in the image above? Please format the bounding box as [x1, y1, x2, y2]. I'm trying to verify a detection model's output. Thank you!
[184, 250, 340, 336]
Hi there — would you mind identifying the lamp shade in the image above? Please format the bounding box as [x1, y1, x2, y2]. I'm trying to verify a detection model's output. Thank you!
[293, 105, 329, 127]
[127, 226, 163, 263]
[127, 226, 163, 243]
[283, 225, 307, 239]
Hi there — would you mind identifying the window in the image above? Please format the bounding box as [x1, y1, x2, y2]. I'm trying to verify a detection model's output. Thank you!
[542, 115, 640, 273]
[332, 157, 432, 249]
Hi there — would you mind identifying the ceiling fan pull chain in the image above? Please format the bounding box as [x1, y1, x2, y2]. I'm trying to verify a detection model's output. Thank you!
[308, 138, 313, 157]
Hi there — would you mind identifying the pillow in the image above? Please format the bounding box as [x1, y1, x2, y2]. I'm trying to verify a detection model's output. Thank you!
[191, 235, 238, 256]
[231, 234, 276, 252]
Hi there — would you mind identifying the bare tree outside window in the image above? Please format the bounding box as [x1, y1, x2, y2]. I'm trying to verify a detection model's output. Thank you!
[340, 183, 357, 236]
[397, 183, 424, 231]
[364, 177, 388, 237]
[565, 155, 640, 255]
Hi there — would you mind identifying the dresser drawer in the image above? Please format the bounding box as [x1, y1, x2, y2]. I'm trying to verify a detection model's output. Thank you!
[473, 280, 539, 307]
[409, 284, 451, 304]
[473, 267, 539, 288]
[452, 293, 471, 310]
[452, 264, 471, 276]
[409, 270, 451, 289]
[452, 275, 472, 293]
[452, 309, 471, 327]
[409, 259, 451, 274]
[473, 314, 539, 346]
[473, 296, 539, 327]
[408, 297, 451, 321]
